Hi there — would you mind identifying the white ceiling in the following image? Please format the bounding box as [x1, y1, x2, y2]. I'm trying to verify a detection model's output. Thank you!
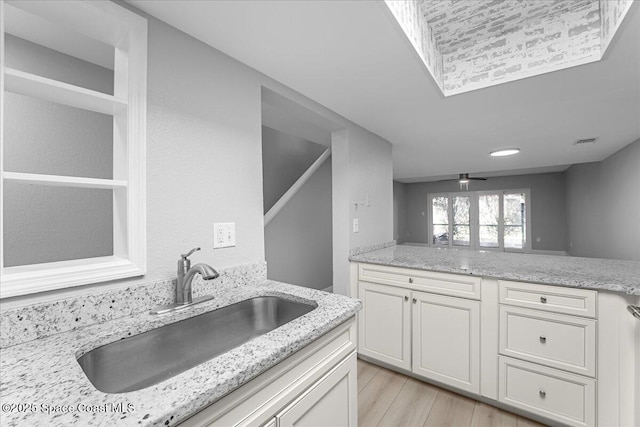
[129, 0, 640, 182]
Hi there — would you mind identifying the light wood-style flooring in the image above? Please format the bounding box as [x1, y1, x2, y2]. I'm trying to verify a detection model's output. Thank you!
[357, 359, 549, 427]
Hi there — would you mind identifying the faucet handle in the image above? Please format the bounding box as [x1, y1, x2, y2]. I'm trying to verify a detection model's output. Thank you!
[181, 247, 201, 260]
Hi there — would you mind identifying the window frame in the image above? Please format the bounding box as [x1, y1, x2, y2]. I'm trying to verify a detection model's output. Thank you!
[0, 1, 147, 298]
[427, 189, 531, 253]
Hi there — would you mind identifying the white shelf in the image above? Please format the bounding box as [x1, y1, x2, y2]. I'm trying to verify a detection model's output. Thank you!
[2, 171, 127, 190]
[3, 67, 126, 115]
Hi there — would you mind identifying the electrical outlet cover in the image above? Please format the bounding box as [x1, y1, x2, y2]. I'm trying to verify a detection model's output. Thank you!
[214, 223, 236, 248]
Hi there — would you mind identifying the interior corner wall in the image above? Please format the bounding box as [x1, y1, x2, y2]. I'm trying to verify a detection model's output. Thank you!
[565, 139, 640, 260]
[393, 181, 408, 244]
[264, 160, 332, 290]
[261, 126, 326, 213]
[258, 90, 394, 298]
[348, 127, 394, 251]
[404, 172, 567, 251]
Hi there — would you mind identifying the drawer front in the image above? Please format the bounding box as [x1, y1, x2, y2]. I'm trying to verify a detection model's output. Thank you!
[499, 356, 596, 427]
[499, 306, 596, 377]
[499, 281, 597, 318]
[359, 263, 481, 300]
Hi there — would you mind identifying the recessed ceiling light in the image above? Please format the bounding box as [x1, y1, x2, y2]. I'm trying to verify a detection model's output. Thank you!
[490, 148, 520, 157]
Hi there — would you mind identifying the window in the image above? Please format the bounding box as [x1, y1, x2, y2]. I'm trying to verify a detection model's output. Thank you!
[428, 190, 531, 252]
[0, 1, 147, 297]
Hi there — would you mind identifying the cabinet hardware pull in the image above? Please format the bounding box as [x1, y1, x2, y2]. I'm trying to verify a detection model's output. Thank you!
[409, 278, 413, 283]
[539, 336, 546, 343]
[539, 389, 546, 398]
[404, 296, 409, 301]
[412, 298, 417, 303]
[540, 296, 547, 303]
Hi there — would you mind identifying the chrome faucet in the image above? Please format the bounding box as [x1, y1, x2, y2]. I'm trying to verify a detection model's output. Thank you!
[177, 247, 219, 305]
[150, 247, 220, 314]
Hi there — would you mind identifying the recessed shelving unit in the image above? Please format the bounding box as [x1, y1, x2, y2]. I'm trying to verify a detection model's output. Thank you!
[0, 0, 148, 298]
[4, 67, 127, 115]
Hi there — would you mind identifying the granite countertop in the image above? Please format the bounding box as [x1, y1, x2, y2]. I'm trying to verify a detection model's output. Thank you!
[0, 281, 361, 427]
[349, 244, 640, 295]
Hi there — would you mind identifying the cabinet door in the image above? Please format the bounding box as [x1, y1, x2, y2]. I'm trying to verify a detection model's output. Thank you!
[412, 291, 480, 394]
[358, 282, 411, 370]
[278, 353, 357, 427]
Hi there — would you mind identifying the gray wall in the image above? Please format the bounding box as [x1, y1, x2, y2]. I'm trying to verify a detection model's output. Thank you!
[265, 160, 332, 290]
[3, 35, 114, 266]
[565, 139, 640, 260]
[393, 181, 408, 244]
[404, 172, 567, 251]
[261, 126, 326, 213]
[5, 4, 393, 305]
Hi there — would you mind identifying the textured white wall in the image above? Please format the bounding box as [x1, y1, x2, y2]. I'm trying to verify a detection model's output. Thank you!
[265, 160, 332, 290]
[393, 181, 408, 244]
[348, 126, 394, 251]
[4, 3, 394, 305]
[261, 126, 326, 213]
[565, 139, 640, 260]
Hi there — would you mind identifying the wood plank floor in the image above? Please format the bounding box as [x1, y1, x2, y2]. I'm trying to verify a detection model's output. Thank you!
[357, 359, 549, 427]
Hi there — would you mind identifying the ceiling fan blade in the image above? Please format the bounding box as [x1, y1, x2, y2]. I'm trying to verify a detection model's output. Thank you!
[470, 177, 487, 180]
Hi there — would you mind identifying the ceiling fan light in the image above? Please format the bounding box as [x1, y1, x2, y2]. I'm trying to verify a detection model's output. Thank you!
[459, 178, 470, 183]
[490, 148, 520, 157]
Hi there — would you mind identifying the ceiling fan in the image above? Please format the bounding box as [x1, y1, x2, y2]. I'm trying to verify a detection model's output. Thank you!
[439, 173, 487, 189]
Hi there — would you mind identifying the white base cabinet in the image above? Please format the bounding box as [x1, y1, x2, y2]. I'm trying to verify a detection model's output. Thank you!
[357, 281, 410, 370]
[357, 264, 481, 394]
[277, 353, 356, 427]
[182, 318, 357, 427]
[412, 291, 480, 394]
[354, 262, 639, 427]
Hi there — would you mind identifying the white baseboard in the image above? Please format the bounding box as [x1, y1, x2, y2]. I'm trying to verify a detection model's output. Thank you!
[530, 249, 569, 256]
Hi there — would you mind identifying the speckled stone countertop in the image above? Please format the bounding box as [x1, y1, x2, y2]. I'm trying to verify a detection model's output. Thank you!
[0, 281, 360, 427]
[350, 244, 640, 295]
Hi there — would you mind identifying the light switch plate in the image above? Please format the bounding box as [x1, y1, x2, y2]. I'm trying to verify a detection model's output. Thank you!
[214, 223, 236, 248]
[353, 218, 359, 233]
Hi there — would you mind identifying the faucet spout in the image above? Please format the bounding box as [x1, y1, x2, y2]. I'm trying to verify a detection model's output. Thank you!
[178, 263, 219, 305]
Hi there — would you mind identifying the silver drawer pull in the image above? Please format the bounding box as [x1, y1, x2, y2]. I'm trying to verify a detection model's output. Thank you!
[539, 389, 546, 398]
[404, 296, 409, 302]
[539, 336, 547, 343]
[540, 296, 547, 303]
[628, 305, 640, 319]
[409, 278, 413, 284]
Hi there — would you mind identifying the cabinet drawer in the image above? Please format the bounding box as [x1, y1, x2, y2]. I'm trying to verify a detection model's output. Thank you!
[359, 263, 481, 300]
[499, 356, 596, 427]
[499, 306, 596, 377]
[499, 281, 596, 318]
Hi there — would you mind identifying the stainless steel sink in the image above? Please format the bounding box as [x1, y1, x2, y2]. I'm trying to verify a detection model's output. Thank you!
[77, 296, 317, 393]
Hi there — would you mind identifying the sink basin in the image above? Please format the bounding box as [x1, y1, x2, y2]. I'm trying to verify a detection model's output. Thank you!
[77, 296, 317, 393]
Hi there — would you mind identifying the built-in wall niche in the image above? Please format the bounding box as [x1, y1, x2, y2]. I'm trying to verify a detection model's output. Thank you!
[0, 0, 147, 298]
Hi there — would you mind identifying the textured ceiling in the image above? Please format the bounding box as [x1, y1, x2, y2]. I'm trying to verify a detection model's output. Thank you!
[419, 0, 597, 54]
[386, 0, 633, 95]
[128, 0, 639, 181]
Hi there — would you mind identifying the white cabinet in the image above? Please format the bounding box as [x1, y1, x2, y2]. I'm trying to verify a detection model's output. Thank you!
[357, 264, 480, 395]
[412, 291, 480, 394]
[277, 353, 357, 427]
[182, 319, 357, 427]
[498, 281, 598, 427]
[499, 305, 596, 376]
[499, 356, 596, 427]
[358, 281, 411, 370]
